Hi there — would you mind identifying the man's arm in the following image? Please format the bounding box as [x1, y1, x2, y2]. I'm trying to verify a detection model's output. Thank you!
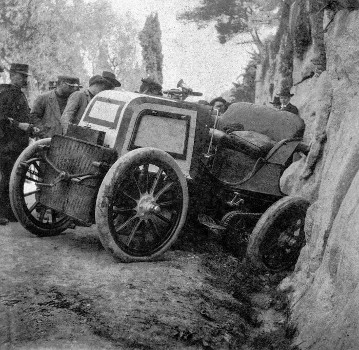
[60, 91, 81, 134]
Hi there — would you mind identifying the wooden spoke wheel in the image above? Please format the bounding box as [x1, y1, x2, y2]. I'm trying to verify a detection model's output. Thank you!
[9, 138, 71, 236]
[246, 196, 310, 272]
[96, 147, 189, 262]
[221, 211, 259, 259]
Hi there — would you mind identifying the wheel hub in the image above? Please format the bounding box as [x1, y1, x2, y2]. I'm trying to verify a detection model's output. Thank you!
[136, 194, 160, 217]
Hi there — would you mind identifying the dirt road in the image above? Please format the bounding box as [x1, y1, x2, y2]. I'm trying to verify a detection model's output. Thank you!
[0, 223, 254, 350]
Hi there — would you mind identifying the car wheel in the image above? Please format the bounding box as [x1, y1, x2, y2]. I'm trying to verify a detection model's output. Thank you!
[246, 196, 310, 272]
[95, 147, 189, 262]
[9, 138, 71, 236]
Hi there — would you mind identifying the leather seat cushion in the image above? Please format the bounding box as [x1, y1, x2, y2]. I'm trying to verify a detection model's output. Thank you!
[230, 131, 276, 158]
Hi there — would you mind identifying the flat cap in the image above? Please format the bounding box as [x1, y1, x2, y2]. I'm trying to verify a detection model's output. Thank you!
[58, 75, 81, 87]
[10, 63, 31, 76]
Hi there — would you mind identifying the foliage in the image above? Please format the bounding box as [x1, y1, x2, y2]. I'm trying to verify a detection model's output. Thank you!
[230, 58, 258, 103]
[260, 50, 270, 80]
[279, 33, 294, 84]
[0, 0, 143, 92]
[138, 12, 163, 85]
[178, 0, 282, 55]
[293, 0, 312, 59]
[270, 0, 292, 58]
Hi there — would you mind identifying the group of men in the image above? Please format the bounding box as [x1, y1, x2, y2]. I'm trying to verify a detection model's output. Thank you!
[0, 63, 122, 225]
[0, 62, 300, 225]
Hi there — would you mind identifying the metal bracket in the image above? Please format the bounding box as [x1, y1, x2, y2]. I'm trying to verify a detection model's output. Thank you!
[227, 192, 244, 207]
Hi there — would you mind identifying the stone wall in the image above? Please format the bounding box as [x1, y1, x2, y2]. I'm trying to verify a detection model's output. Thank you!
[256, 4, 359, 349]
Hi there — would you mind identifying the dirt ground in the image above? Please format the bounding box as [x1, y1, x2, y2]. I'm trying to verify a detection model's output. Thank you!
[0, 223, 294, 350]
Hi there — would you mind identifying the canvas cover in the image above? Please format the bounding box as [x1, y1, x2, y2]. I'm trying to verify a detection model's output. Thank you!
[218, 102, 305, 141]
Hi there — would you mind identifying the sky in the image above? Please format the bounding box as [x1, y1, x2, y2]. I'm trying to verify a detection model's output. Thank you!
[110, 0, 254, 100]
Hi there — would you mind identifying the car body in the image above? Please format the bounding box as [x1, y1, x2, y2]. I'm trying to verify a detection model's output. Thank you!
[10, 90, 310, 271]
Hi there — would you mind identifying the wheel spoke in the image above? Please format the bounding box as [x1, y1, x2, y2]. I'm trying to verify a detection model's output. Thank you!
[154, 181, 174, 201]
[25, 176, 42, 183]
[121, 190, 138, 203]
[148, 218, 160, 238]
[24, 189, 40, 197]
[157, 199, 177, 207]
[37, 207, 46, 223]
[153, 212, 171, 225]
[115, 214, 139, 233]
[150, 167, 163, 194]
[138, 164, 149, 193]
[51, 210, 57, 223]
[132, 172, 142, 196]
[126, 218, 142, 246]
[28, 201, 39, 213]
[32, 161, 41, 174]
[113, 206, 136, 213]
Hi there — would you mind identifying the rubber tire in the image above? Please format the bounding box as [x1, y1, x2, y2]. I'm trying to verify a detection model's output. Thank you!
[9, 138, 71, 236]
[246, 196, 310, 272]
[95, 147, 189, 262]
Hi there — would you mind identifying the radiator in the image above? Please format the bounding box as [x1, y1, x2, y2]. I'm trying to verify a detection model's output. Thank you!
[39, 135, 117, 225]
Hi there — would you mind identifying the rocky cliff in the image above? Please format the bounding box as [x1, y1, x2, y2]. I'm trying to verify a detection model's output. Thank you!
[255, 1, 359, 349]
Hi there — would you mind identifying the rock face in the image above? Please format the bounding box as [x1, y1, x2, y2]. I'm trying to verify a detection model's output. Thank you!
[257, 5, 359, 350]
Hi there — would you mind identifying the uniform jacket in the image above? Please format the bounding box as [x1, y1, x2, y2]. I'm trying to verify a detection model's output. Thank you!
[60, 89, 93, 134]
[280, 103, 299, 115]
[0, 84, 30, 154]
[30, 89, 64, 138]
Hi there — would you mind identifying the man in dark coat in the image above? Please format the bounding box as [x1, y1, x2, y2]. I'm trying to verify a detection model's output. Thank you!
[30, 75, 81, 138]
[61, 71, 120, 134]
[0, 63, 35, 224]
[269, 96, 281, 110]
[278, 88, 299, 115]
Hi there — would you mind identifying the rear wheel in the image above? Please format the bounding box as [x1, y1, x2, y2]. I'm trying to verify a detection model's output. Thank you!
[9, 138, 71, 236]
[246, 196, 310, 272]
[96, 147, 189, 262]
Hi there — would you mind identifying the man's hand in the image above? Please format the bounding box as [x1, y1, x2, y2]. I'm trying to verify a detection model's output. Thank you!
[18, 122, 32, 131]
[8, 118, 40, 134]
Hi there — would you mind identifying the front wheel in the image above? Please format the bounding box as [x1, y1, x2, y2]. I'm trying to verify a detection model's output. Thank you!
[95, 147, 189, 262]
[9, 138, 71, 236]
[246, 196, 310, 272]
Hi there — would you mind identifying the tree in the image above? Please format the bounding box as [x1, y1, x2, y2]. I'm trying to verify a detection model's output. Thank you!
[178, 0, 281, 55]
[102, 13, 145, 91]
[138, 12, 163, 84]
[0, 0, 89, 88]
[230, 58, 257, 103]
[0, 0, 144, 93]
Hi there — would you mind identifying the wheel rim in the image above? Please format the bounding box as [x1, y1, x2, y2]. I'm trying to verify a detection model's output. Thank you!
[108, 159, 184, 257]
[18, 149, 69, 229]
[259, 208, 306, 271]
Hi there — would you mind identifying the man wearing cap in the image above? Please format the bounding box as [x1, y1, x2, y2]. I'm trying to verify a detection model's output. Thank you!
[0, 63, 35, 225]
[61, 71, 121, 134]
[139, 78, 163, 96]
[278, 88, 299, 115]
[30, 75, 81, 138]
[210, 96, 228, 115]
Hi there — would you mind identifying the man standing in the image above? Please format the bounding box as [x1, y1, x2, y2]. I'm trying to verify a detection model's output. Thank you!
[61, 71, 120, 134]
[269, 96, 281, 110]
[0, 63, 35, 225]
[278, 88, 299, 115]
[30, 75, 81, 138]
